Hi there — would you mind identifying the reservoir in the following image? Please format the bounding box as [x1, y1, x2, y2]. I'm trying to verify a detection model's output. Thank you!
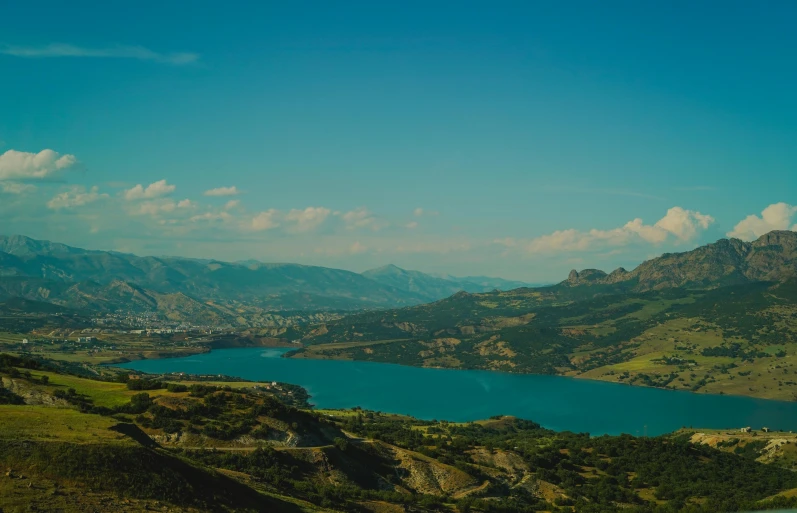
[120, 348, 797, 436]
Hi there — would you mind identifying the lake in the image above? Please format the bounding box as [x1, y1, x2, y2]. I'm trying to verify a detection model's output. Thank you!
[119, 348, 797, 436]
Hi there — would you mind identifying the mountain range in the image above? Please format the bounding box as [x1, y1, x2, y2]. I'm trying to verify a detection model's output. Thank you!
[0, 235, 533, 319]
[2, 230, 794, 326]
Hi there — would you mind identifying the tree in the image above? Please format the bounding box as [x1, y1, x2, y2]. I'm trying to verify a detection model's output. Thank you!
[333, 437, 350, 452]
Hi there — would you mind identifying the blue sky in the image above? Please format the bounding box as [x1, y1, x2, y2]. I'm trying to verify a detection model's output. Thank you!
[1, 1, 795, 281]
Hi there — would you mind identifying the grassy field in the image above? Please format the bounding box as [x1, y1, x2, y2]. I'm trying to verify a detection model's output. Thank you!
[0, 405, 130, 444]
[291, 338, 410, 359]
[25, 369, 155, 407]
[0, 331, 26, 343]
[573, 318, 797, 400]
[20, 369, 282, 408]
[0, 344, 209, 367]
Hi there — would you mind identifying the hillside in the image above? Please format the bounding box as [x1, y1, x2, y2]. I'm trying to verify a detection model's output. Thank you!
[3, 353, 797, 512]
[291, 231, 797, 400]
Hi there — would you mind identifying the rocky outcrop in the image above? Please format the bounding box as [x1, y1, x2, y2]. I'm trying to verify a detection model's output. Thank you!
[567, 269, 579, 284]
[566, 269, 608, 285]
[606, 267, 629, 283]
[1, 377, 69, 406]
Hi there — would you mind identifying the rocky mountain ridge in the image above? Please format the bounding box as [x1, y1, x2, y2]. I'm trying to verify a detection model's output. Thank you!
[563, 230, 797, 291]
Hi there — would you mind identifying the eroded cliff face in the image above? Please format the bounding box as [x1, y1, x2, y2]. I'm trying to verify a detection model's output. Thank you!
[1, 377, 69, 406]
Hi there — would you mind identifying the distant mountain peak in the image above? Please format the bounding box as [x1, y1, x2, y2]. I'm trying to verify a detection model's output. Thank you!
[365, 264, 405, 274]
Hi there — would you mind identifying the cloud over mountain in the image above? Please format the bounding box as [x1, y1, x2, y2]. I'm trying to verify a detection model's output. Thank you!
[728, 203, 797, 241]
[524, 207, 714, 254]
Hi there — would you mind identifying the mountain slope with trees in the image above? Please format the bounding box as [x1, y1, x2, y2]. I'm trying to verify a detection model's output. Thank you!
[291, 231, 797, 400]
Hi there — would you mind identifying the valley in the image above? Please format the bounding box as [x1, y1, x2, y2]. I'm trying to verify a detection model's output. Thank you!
[2, 230, 797, 511]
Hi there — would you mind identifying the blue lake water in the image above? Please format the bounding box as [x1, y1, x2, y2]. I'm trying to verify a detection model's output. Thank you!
[119, 348, 797, 436]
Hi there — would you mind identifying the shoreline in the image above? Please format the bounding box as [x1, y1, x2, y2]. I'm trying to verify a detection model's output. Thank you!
[118, 344, 797, 407]
[118, 346, 797, 436]
[283, 346, 797, 404]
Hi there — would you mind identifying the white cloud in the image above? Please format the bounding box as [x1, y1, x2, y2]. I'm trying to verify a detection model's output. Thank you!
[0, 149, 77, 181]
[727, 203, 797, 241]
[412, 207, 439, 217]
[341, 207, 385, 230]
[350, 241, 367, 254]
[47, 186, 108, 210]
[524, 207, 715, 254]
[124, 180, 175, 201]
[285, 207, 331, 232]
[1, 43, 198, 65]
[405, 221, 419, 229]
[190, 211, 233, 223]
[224, 200, 240, 210]
[652, 207, 714, 241]
[204, 186, 240, 197]
[134, 200, 177, 216]
[251, 210, 280, 231]
[493, 237, 517, 248]
[177, 199, 194, 208]
[526, 229, 600, 253]
[0, 182, 36, 194]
